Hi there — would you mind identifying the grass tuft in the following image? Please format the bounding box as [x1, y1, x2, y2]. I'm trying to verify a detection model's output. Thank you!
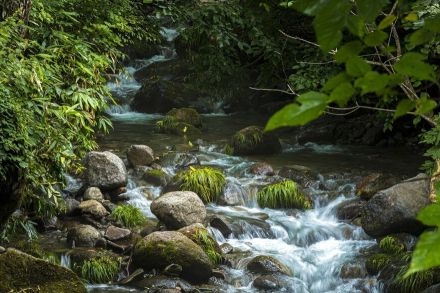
[111, 205, 146, 228]
[230, 126, 263, 154]
[257, 180, 311, 209]
[390, 265, 435, 293]
[0, 213, 38, 242]
[177, 166, 226, 203]
[365, 253, 392, 275]
[379, 236, 405, 255]
[78, 256, 120, 284]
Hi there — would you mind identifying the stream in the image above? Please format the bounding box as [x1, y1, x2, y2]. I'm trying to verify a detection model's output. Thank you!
[80, 28, 423, 292]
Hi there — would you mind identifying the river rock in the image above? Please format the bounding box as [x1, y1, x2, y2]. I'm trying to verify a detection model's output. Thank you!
[209, 216, 233, 238]
[361, 174, 430, 237]
[247, 255, 292, 276]
[219, 179, 246, 206]
[278, 165, 318, 186]
[0, 248, 86, 293]
[143, 169, 170, 186]
[151, 191, 206, 229]
[163, 264, 183, 277]
[130, 275, 193, 292]
[167, 107, 202, 128]
[253, 275, 281, 290]
[229, 126, 281, 155]
[85, 151, 127, 191]
[127, 145, 155, 167]
[83, 187, 104, 201]
[132, 231, 213, 282]
[340, 262, 367, 279]
[67, 224, 102, 247]
[249, 162, 275, 176]
[356, 173, 400, 200]
[105, 225, 131, 241]
[178, 223, 222, 255]
[336, 198, 364, 220]
[0, 246, 5, 254]
[78, 200, 109, 218]
[220, 243, 233, 254]
[160, 152, 200, 170]
[64, 197, 80, 216]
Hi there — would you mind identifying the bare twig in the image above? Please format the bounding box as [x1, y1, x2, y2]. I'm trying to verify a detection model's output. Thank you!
[249, 87, 298, 96]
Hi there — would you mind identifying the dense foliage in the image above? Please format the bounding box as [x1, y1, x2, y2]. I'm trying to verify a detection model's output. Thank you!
[0, 0, 161, 234]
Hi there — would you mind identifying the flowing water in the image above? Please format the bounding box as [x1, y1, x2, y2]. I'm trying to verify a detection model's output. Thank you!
[79, 27, 424, 292]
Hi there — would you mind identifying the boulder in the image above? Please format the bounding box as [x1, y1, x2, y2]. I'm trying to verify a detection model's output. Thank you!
[335, 199, 364, 220]
[78, 200, 109, 218]
[105, 225, 131, 241]
[67, 224, 102, 247]
[83, 187, 104, 201]
[249, 162, 275, 176]
[247, 255, 292, 276]
[127, 145, 155, 167]
[64, 197, 80, 216]
[361, 174, 430, 237]
[209, 216, 233, 238]
[166, 108, 202, 128]
[143, 169, 170, 186]
[253, 275, 282, 290]
[85, 151, 127, 191]
[151, 191, 206, 230]
[0, 248, 86, 293]
[278, 165, 318, 186]
[356, 173, 400, 200]
[132, 231, 213, 283]
[229, 126, 281, 156]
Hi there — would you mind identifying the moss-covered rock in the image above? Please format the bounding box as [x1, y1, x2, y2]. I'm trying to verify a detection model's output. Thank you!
[132, 231, 213, 283]
[379, 236, 406, 255]
[257, 180, 312, 209]
[178, 223, 222, 264]
[0, 248, 87, 293]
[175, 166, 226, 203]
[167, 108, 202, 128]
[227, 126, 281, 156]
[156, 116, 202, 136]
[143, 168, 170, 186]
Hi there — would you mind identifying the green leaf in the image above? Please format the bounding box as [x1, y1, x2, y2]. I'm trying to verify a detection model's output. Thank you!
[417, 204, 440, 227]
[335, 41, 364, 63]
[357, 0, 389, 22]
[395, 53, 436, 82]
[416, 96, 437, 115]
[354, 71, 389, 94]
[394, 99, 415, 119]
[405, 12, 418, 22]
[408, 29, 436, 49]
[347, 15, 365, 37]
[378, 15, 396, 30]
[330, 82, 355, 106]
[405, 230, 440, 276]
[425, 15, 440, 33]
[346, 56, 371, 77]
[364, 30, 388, 47]
[313, 0, 351, 52]
[322, 73, 350, 92]
[265, 92, 328, 131]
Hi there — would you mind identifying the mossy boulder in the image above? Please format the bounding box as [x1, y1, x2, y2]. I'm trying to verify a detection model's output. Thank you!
[365, 253, 392, 275]
[175, 166, 226, 203]
[0, 248, 86, 293]
[127, 145, 155, 167]
[379, 236, 406, 255]
[132, 231, 213, 283]
[167, 108, 202, 128]
[143, 168, 170, 186]
[67, 224, 102, 248]
[257, 180, 312, 209]
[227, 126, 281, 156]
[156, 116, 202, 136]
[247, 255, 292, 276]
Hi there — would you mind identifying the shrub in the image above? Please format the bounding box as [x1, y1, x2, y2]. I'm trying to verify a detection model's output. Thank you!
[177, 166, 226, 203]
[257, 180, 311, 209]
[0, 213, 38, 242]
[379, 236, 405, 255]
[111, 205, 146, 228]
[78, 256, 120, 284]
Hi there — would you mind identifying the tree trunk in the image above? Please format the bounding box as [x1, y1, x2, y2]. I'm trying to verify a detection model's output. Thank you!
[0, 168, 25, 231]
[1, 0, 32, 22]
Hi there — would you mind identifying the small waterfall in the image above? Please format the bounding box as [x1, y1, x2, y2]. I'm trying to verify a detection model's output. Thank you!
[60, 253, 71, 269]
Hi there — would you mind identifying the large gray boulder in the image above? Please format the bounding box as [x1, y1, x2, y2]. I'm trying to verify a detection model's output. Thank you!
[127, 145, 155, 167]
[67, 224, 102, 247]
[150, 191, 206, 229]
[85, 151, 127, 190]
[361, 174, 430, 237]
[132, 231, 213, 283]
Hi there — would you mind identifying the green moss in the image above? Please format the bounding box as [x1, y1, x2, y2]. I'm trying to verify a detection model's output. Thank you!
[257, 180, 312, 209]
[111, 205, 146, 228]
[194, 229, 222, 265]
[379, 236, 405, 255]
[76, 255, 120, 284]
[224, 144, 234, 155]
[176, 166, 226, 203]
[390, 265, 435, 293]
[365, 253, 392, 275]
[231, 126, 263, 154]
[156, 116, 201, 136]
